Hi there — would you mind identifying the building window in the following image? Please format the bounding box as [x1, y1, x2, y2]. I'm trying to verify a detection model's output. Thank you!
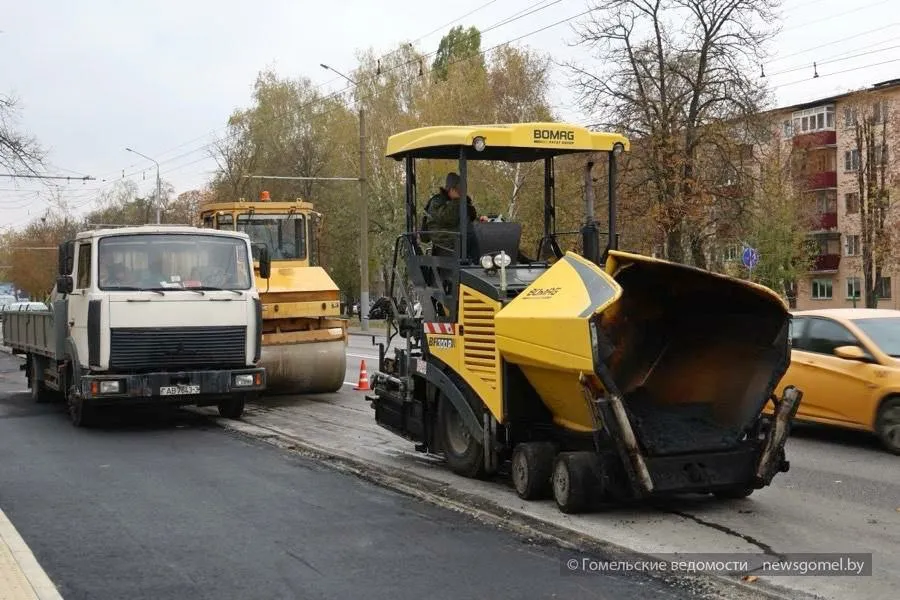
[847, 277, 861, 299]
[844, 234, 860, 256]
[844, 149, 859, 171]
[792, 105, 835, 135]
[814, 190, 837, 213]
[845, 192, 860, 214]
[782, 120, 793, 138]
[873, 99, 888, 124]
[844, 106, 858, 128]
[876, 276, 892, 300]
[875, 144, 888, 165]
[812, 278, 833, 300]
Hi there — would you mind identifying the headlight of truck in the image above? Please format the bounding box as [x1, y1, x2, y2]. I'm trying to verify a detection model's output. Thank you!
[480, 254, 494, 270]
[233, 374, 255, 387]
[99, 380, 121, 394]
[493, 252, 512, 268]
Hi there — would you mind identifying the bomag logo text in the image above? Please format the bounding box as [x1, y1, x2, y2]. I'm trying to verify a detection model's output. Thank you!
[533, 129, 575, 145]
[524, 286, 561, 299]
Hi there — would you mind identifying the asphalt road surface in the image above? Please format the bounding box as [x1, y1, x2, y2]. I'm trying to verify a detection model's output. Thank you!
[0, 352, 698, 600]
[341, 332, 900, 600]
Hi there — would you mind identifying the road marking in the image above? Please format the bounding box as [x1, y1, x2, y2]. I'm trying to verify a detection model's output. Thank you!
[347, 352, 379, 360]
[0, 508, 62, 600]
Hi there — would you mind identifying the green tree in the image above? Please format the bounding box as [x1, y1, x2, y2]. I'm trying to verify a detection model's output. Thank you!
[432, 26, 482, 81]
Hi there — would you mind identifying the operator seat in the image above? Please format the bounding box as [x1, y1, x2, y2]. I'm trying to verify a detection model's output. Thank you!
[471, 221, 522, 265]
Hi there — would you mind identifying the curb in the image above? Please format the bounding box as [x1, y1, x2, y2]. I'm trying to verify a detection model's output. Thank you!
[0, 508, 63, 600]
[214, 416, 822, 600]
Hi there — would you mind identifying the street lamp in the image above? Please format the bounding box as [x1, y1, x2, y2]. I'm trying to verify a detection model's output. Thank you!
[125, 147, 161, 224]
[321, 63, 370, 331]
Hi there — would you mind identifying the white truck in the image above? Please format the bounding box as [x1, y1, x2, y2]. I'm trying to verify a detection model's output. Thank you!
[2, 225, 273, 426]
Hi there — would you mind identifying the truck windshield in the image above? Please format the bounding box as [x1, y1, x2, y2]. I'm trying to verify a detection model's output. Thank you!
[97, 234, 252, 291]
[236, 213, 307, 260]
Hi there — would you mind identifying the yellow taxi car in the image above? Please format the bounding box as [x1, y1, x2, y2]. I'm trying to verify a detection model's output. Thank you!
[772, 308, 900, 454]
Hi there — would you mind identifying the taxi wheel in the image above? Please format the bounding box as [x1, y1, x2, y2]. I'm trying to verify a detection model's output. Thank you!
[875, 397, 900, 455]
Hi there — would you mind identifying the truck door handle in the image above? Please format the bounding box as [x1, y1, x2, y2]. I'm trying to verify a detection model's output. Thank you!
[69, 320, 75, 326]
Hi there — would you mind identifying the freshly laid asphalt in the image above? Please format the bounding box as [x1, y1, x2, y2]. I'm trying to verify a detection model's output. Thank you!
[0, 352, 699, 600]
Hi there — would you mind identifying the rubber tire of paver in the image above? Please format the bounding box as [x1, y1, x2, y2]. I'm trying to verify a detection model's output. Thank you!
[552, 452, 594, 514]
[217, 396, 246, 420]
[511, 442, 557, 500]
[875, 396, 900, 455]
[438, 392, 486, 479]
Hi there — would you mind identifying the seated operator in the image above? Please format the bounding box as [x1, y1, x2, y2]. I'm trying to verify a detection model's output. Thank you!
[422, 172, 478, 261]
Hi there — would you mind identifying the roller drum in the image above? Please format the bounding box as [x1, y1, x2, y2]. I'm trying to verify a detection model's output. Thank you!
[258, 340, 347, 394]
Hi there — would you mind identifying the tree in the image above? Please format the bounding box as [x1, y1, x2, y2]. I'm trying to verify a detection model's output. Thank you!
[3, 213, 78, 299]
[0, 93, 44, 175]
[84, 179, 173, 226]
[568, 0, 781, 265]
[737, 132, 815, 303]
[847, 93, 897, 307]
[432, 26, 482, 81]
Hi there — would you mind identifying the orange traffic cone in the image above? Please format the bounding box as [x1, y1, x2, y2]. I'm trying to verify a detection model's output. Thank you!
[354, 360, 370, 391]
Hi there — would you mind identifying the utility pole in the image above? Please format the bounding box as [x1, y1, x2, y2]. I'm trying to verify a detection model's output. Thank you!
[125, 147, 161, 224]
[358, 107, 369, 331]
[321, 62, 370, 330]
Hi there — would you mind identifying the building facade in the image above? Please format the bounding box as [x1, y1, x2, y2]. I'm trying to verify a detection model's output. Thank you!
[773, 78, 900, 310]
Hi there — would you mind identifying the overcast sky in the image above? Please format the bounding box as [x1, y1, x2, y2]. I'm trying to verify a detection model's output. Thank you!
[2, 0, 898, 228]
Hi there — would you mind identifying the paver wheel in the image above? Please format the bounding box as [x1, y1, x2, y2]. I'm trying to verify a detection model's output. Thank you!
[511, 442, 556, 500]
[439, 394, 486, 479]
[552, 452, 595, 514]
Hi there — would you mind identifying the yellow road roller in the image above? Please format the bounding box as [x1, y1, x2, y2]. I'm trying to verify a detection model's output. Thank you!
[200, 192, 347, 394]
[367, 123, 803, 514]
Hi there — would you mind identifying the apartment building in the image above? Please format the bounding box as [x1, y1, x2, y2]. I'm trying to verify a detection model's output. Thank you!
[772, 77, 900, 310]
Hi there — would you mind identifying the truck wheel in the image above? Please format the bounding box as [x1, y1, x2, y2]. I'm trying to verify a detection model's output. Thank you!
[29, 359, 51, 404]
[875, 397, 900, 455]
[217, 396, 245, 420]
[67, 392, 95, 428]
[511, 442, 556, 500]
[713, 486, 755, 500]
[552, 452, 593, 514]
[438, 394, 486, 479]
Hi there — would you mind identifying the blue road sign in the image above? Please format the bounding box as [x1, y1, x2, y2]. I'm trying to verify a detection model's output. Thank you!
[742, 246, 760, 269]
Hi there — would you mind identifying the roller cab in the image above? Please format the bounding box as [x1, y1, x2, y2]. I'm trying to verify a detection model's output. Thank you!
[200, 192, 347, 395]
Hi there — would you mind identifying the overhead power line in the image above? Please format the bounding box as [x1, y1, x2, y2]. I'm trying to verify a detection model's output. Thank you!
[63, 0, 580, 211]
[0, 174, 96, 181]
[773, 57, 900, 90]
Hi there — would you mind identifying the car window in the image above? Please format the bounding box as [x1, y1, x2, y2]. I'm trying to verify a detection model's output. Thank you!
[851, 317, 900, 357]
[805, 318, 861, 356]
[790, 317, 808, 349]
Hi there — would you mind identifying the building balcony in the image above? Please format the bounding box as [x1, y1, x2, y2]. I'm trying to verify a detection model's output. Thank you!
[811, 211, 838, 230]
[793, 130, 837, 149]
[811, 254, 841, 272]
[803, 170, 837, 190]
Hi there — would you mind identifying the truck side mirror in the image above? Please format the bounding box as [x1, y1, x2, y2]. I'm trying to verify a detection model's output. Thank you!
[56, 275, 73, 295]
[58, 240, 74, 275]
[255, 244, 271, 279]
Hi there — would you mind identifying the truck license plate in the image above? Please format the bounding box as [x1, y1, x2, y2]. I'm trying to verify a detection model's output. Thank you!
[159, 384, 200, 396]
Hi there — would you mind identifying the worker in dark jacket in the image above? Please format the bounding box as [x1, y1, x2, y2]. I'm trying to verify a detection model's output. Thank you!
[421, 172, 477, 258]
